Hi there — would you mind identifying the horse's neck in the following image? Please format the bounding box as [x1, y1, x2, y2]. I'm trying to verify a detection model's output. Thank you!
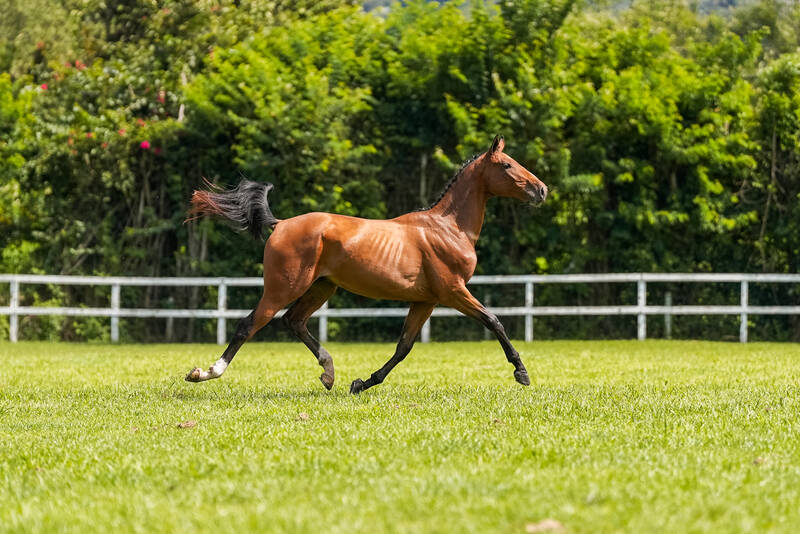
[428, 169, 487, 245]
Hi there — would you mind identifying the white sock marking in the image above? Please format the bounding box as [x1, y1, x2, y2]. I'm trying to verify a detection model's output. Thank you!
[210, 358, 228, 377]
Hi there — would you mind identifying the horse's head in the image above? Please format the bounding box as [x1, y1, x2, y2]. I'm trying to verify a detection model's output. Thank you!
[482, 135, 547, 206]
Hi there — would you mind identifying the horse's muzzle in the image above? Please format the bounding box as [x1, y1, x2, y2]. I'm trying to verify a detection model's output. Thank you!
[526, 183, 548, 206]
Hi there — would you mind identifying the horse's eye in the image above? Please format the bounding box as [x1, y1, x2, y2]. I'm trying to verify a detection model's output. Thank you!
[502, 162, 512, 169]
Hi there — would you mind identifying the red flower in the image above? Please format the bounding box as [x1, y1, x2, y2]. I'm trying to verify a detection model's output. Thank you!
[136, 118, 146, 127]
[140, 140, 151, 150]
[75, 60, 86, 70]
[118, 129, 126, 136]
[86, 132, 94, 138]
[40, 83, 48, 90]
[101, 142, 108, 149]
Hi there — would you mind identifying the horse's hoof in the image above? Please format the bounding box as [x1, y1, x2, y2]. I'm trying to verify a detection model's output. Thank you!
[320, 372, 334, 390]
[350, 378, 365, 395]
[185, 367, 203, 382]
[514, 369, 530, 386]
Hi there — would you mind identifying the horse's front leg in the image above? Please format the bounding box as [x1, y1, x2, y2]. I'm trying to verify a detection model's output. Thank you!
[350, 301, 436, 394]
[444, 286, 530, 386]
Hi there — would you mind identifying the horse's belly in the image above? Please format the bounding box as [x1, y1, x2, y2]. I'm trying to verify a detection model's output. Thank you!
[322, 230, 431, 301]
[326, 255, 428, 301]
[329, 274, 420, 301]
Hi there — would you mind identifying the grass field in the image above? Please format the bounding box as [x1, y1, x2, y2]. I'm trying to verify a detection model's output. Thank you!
[2, 340, 800, 533]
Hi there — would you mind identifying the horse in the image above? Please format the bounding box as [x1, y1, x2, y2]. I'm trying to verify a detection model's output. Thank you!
[185, 135, 547, 393]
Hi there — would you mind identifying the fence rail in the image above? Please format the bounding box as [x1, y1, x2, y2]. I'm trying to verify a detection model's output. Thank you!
[1, 273, 798, 344]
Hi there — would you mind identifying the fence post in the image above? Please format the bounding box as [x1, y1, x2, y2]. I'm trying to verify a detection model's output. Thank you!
[217, 281, 227, 345]
[9, 278, 19, 343]
[525, 281, 534, 342]
[111, 284, 120, 343]
[637, 279, 646, 340]
[421, 317, 431, 343]
[664, 291, 672, 340]
[319, 301, 328, 343]
[740, 280, 748, 343]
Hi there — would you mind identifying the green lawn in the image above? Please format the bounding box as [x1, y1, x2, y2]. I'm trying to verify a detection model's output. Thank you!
[2, 340, 800, 533]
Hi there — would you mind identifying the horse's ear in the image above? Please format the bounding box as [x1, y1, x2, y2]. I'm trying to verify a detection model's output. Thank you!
[490, 135, 505, 154]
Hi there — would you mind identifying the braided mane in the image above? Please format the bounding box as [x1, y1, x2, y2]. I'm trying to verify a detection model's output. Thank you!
[417, 152, 482, 211]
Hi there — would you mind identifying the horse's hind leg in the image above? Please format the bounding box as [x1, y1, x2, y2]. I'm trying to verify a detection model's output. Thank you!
[185, 296, 277, 382]
[185, 244, 324, 382]
[284, 278, 338, 390]
[350, 301, 435, 394]
[185, 229, 323, 383]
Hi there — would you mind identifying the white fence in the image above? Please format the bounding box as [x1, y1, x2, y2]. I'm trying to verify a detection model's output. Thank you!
[1, 273, 799, 344]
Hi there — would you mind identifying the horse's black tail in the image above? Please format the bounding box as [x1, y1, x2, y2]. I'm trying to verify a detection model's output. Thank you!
[187, 178, 279, 240]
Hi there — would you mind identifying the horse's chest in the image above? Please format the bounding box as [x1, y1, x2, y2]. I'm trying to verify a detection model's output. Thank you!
[425, 234, 477, 281]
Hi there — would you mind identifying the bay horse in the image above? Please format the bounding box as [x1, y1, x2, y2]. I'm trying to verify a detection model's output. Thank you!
[185, 136, 547, 393]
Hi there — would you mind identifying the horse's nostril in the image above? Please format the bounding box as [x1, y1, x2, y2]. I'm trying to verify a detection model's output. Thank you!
[528, 182, 547, 203]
